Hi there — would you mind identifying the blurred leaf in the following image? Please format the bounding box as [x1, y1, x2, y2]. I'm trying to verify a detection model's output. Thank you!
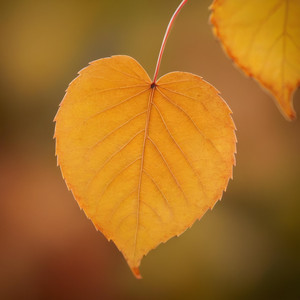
[210, 0, 300, 120]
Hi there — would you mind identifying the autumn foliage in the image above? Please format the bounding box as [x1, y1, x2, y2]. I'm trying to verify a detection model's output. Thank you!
[54, 56, 236, 277]
[54, 0, 299, 278]
[211, 0, 300, 120]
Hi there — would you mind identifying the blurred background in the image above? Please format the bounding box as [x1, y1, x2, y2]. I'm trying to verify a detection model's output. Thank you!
[0, 0, 299, 299]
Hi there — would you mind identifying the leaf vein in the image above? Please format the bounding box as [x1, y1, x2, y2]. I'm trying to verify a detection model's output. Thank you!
[93, 157, 142, 217]
[101, 60, 149, 83]
[244, 0, 284, 60]
[158, 86, 209, 112]
[86, 111, 147, 155]
[287, 33, 300, 52]
[147, 136, 189, 204]
[143, 169, 173, 214]
[158, 79, 198, 86]
[157, 88, 226, 163]
[109, 189, 137, 221]
[86, 130, 144, 191]
[83, 88, 149, 124]
[152, 102, 209, 198]
[133, 87, 154, 259]
[141, 201, 163, 223]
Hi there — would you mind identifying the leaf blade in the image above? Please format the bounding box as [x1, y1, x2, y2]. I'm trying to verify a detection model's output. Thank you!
[55, 56, 236, 277]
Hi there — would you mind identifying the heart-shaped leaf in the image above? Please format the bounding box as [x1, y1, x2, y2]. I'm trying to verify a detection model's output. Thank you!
[54, 55, 236, 277]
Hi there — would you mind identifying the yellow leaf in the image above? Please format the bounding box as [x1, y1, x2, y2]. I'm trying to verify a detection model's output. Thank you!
[210, 0, 300, 120]
[54, 55, 236, 278]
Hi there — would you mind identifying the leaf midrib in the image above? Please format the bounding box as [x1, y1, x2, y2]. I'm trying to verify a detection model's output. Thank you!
[133, 86, 155, 258]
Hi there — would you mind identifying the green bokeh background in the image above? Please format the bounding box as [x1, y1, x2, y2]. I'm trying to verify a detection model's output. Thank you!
[0, 0, 299, 299]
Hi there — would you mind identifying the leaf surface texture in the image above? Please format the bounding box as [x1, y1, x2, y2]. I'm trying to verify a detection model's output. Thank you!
[54, 55, 236, 277]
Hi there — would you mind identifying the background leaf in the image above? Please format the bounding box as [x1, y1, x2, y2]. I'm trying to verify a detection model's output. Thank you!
[210, 0, 300, 120]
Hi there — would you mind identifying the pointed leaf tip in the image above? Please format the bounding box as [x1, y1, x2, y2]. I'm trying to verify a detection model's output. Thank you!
[132, 267, 142, 279]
